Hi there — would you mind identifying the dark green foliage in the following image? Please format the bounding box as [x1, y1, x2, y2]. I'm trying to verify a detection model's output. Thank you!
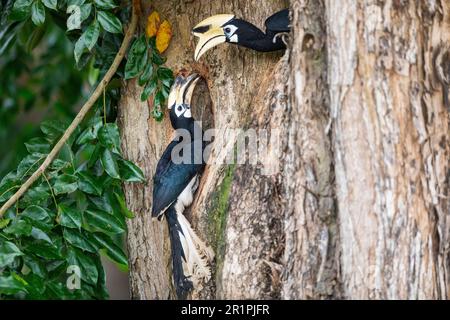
[0, 0, 171, 299]
[0, 112, 145, 299]
[124, 35, 174, 122]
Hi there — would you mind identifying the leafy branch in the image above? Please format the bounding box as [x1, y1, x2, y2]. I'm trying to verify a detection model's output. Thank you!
[124, 10, 174, 121]
[0, 3, 138, 218]
[0, 0, 158, 299]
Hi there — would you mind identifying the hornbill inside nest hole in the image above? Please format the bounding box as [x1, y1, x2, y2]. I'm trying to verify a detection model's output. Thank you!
[152, 74, 214, 299]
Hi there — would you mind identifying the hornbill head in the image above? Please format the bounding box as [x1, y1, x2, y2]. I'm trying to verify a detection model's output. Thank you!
[167, 73, 201, 130]
[192, 14, 240, 61]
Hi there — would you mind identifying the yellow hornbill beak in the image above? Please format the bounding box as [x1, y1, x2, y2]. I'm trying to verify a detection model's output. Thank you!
[192, 14, 235, 61]
[168, 73, 201, 110]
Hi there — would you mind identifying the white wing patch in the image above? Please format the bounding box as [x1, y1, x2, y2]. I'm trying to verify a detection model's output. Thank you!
[174, 176, 215, 285]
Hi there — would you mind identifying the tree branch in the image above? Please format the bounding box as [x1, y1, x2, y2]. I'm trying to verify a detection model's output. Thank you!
[0, 5, 139, 217]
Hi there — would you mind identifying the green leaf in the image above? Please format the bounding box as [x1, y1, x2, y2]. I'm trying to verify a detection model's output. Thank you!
[25, 137, 50, 154]
[3, 219, 32, 236]
[58, 142, 76, 162]
[114, 192, 134, 218]
[157, 67, 174, 80]
[97, 10, 122, 34]
[0, 274, 28, 295]
[0, 179, 20, 203]
[124, 35, 148, 79]
[17, 153, 45, 177]
[89, 194, 113, 212]
[161, 77, 173, 91]
[152, 107, 164, 122]
[98, 123, 120, 152]
[152, 50, 164, 65]
[22, 274, 46, 298]
[0, 241, 23, 268]
[93, 0, 117, 10]
[91, 233, 127, 267]
[41, 119, 67, 142]
[88, 60, 100, 86]
[23, 256, 47, 278]
[25, 242, 62, 259]
[25, 25, 46, 52]
[63, 228, 97, 253]
[53, 174, 78, 195]
[31, 1, 46, 26]
[73, 20, 99, 64]
[94, 256, 109, 299]
[154, 90, 165, 107]
[76, 119, 102, 145]
[10, 0, 33, 21]
[84, 209, 125, 234]
[58, 141, 76, 162]
[74, 36, 85, 64]
[22, 184, 50, 206]
[21, 205, 52, 227]
[88, 145, 102, 168]
[58, 204, 82, 229]
[77, 171, 102, 195]
[66, 4, 81, 30]
[84, 21, 100, 51]
[67, 248, 98, 285]
[101, 149, 120, 179]
[118, 159, 145, 182]
[138, 60, 153, 86]
[74, 143, 96, 169]
[0, 219, 11, 229]
[30, 227, 53, 244]
[140, 79, 157, 101]
[80, 3, 92, 20]
[42, 0, 57, 10]
[160, 84, 170, 99]
[98, 191, 126, 226]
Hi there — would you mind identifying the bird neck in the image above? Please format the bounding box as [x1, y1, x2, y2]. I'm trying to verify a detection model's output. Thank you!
[233, 20, 286, 52]
[239, 34, 285, 52]
[233, 19, 266, 42]
[170, 118, 202, 138]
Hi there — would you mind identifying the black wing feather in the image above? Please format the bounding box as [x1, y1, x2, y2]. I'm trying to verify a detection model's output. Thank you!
[152, 141, 204, 217]
[265, 8, 290, 33]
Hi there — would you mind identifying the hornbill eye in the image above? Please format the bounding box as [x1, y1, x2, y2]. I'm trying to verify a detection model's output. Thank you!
[224, 27, 231, 34]
[177, 106, 183, 112]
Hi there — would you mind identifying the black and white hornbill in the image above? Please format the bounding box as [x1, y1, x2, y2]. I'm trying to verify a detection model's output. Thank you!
[151, 74, 214, 299]
[192, 9, 290, 61]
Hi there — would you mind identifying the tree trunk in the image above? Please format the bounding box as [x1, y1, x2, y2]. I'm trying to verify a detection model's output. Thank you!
[326, 0, 450, 299]
[118, 0, 450, 300]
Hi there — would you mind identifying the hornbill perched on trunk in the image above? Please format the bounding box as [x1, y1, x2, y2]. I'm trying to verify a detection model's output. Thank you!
[192, 9, 290, 61]
[152, 74, 214, 299]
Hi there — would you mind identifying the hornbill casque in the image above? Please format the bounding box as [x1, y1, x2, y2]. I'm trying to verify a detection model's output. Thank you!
[192, 9, 290, 61]
[151, 74, 214, 299]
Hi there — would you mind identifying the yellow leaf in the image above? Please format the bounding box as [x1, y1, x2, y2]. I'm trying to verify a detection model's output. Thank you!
[146, 11, 160, 38]
[156, 20, 172, 53]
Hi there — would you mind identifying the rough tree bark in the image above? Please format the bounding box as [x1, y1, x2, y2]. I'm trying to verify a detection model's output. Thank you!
[118, 0, 450, 300]
[326, 0, 450, 299]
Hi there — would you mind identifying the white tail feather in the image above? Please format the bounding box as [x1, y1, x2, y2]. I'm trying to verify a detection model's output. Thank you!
[177, 212, 214, 285]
